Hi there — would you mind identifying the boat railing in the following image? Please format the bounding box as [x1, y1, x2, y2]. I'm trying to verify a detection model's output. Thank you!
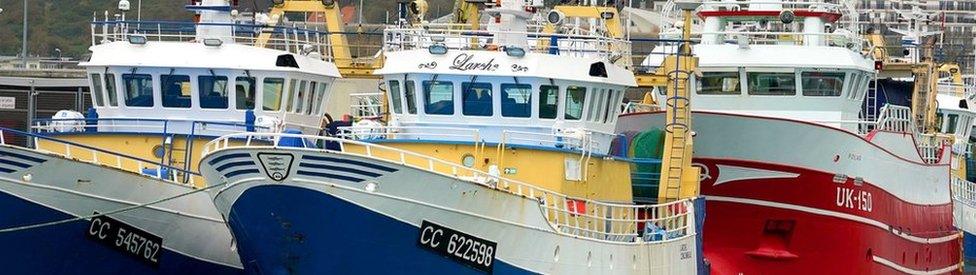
[699, 31, 863, 49]
[874, 104, 915, 133]
[663, 0, 856, 26]
[29, 117, 269, 178]
[499, 129, 601, 152]
[335, 125, 482, 144]
[91, 20, 333, 60]
[917, 144, 943, 163]
[662, 0, 861, 49]
[812, 105, 912, 135]
[383, 27, 632, 66]
[203, 132, 695, 243]
[30, 117, 268, 136]
[337, 124, 613, 155]
[952, 176, 976, 206]
[0, 126, 199, 186]
[873, 105, 950, 164]
[814, 105, 949, 163]
[937, 81, 976, 100]
[348, 92, 385, 120]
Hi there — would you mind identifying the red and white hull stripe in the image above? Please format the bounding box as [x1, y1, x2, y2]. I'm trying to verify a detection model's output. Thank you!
[617, 111, 962, 274]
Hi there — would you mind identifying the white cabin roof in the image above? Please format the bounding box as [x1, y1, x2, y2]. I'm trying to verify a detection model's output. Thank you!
[81, 41, 341, 78]
[937, 93, 974, 113]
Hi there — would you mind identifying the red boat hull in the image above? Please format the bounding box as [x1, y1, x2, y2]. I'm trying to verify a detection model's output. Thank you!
[699, 158, 960, 275]
[617, 111, 962, 274]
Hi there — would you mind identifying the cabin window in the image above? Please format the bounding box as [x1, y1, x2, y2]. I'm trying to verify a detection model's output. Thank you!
[105, 74, 118, 107]
[89, 74, 105, 107]
[286, 79, 298, 112]
[846, 73, 861, 99]
[262, 78, 285, 111]
[235, 77, 256, 110]
[565, 86, 587, 120]
[539, 85, 559, 119]
[161, 75, 192, 108]
[610, 90, 624, 123]
[423, 81, 455, 115]
[462, 82, 493, 116]
[747, 72, 795, 95]
[858, 74, 872, 100]
[404, 80, 417, 114]
[603, 89, 617, 123]
[801, 72, 845, 97]
[947, 114, 959, 134]
[122, 74, 154, 107]
[958, 116, 970, 136]
[199, 76, 229, 109]
[314, 83, 328, 115]
[306, 82, 317, 115]
[588, 89, 605, 122]
[296, 80, 308, 114]
[501, 84, 532, 118]
[388, 80, 403, 114]
[965, 116, 974, 135]
[699, 72, 741, 95]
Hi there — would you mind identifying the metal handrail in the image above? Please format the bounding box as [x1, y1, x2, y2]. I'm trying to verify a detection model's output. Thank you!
[91, 20, 333, 35]
[348, 92, 385, 119]
[953, 176, 976, 206]
[335, 125, 482, 144]
[810, 105, 948, 163]
[27, 117, 271, 182]
[698, 31, 864, 48]
[875, 104, 914, 133]
[203, 132, 695, 243]
[383, 27, 632, 65]
[0, 126, 199, 186]
[500, 129, 600, 151]
[336, 124, 611, 153]
[90, 19, 333, 60]
[31, 117, 268, 136]
[661, 0, 862, 50]
[937, 82, 976, 99]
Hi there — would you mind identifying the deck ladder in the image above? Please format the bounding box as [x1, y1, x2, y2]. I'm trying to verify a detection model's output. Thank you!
[657, 51, 697, 202]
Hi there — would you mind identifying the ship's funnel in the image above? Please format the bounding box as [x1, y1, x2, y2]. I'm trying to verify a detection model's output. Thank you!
[190, 0, 235, 44]
[485, 0, 539, 48]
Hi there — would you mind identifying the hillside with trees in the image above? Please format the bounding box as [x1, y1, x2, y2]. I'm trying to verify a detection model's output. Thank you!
[0, 0, 456, 59]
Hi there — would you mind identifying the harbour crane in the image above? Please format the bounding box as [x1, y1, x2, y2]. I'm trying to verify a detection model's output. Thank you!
[262, 0, 383, 79]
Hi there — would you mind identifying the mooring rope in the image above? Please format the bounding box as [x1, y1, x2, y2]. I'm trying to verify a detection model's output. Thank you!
[0, 181, 228, 233]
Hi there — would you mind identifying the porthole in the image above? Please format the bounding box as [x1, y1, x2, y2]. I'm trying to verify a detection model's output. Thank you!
[152, 145, 166, 159]
[461, 154, 475, 168]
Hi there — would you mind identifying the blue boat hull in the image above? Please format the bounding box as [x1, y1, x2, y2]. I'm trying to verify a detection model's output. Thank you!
[965, 231, 976, 270]
[0, 190, 241, 275]
[227, 184, 534, 274]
